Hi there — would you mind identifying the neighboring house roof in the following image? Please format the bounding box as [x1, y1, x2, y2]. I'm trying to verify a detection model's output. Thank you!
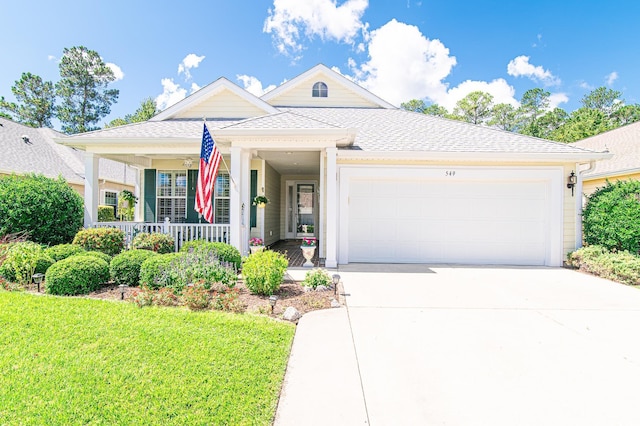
[0, 117, 135, 186]
[570, 121, 640, 178]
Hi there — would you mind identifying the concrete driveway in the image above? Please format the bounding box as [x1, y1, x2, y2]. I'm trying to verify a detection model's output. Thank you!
[275, 266, 640, 426]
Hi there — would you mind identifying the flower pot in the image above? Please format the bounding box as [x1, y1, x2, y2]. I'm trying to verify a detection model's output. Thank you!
[250, 245, 265, 254]
[257, 202, 266, 208]
[300, 246, 316, 267]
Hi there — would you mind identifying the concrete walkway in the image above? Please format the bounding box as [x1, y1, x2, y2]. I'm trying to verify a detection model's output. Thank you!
[274, 266, 640, 425]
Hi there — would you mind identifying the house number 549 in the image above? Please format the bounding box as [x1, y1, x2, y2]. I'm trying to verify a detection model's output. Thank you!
[445, 171, 456, 176]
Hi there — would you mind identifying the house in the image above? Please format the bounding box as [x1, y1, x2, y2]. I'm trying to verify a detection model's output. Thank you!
[0, 117, 136, 213]
[57, 64, 609, 267]
[570, 121, 640, 196]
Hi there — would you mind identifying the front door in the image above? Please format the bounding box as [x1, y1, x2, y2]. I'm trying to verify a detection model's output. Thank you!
[286, 181, 317, 239]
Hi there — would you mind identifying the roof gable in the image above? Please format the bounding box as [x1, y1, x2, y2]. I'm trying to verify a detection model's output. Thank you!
[261, 64, 395, 109]
[151, 77, 278, 121]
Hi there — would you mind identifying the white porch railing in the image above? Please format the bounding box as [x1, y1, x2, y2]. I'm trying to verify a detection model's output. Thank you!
[93, 219, 230, 252]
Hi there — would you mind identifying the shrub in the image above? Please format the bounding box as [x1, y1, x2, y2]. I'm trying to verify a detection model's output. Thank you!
[153, 287, 180, 306]
[567, 245, 608, 270]
[180, 240, 241, 270]
[78, 251, 113, 264]
[183, 282, 211, 310]
[130, 287, 155, 307]
[583, 180, 640, 253]
[0, 242, 53, 285]
[568, 245, 640, 286]
[110, 250, 158, 286]
[139, 253, 186, 291]
[242, 250, 288, 295]
[97, 205, 116, 222]
[0, 174, 83, 246]
[44, 244, 86, 262]
[73, 228, 125, 257]
[302, 268, 332, 289]
[45, 255, 109, 295]
[132, 232, 175, 254]
[212, 287, 245, 313]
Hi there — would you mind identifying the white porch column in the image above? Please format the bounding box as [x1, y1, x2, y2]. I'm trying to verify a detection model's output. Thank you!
[319, 151, 326, 259]
[240, 149, 251, 256]
[325, 147, 338, 268]
[134, 167, 142, 221]
[84, 152, 99, 227]
[230, 147, 242, 251]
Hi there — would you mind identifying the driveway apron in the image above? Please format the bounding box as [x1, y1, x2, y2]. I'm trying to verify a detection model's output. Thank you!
[276, 266, 640, 425]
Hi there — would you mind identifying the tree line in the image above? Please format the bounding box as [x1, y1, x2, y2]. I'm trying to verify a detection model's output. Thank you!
[0, 46, 157, 134]
[401, 87, 640, 142]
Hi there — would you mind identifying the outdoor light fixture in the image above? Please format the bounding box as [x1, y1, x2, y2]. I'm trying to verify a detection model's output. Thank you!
[32, 273, 44, 293]
[332, 274, 341, 296]
[269, 295, 278, 313]
[567, 171, 577, 196]
[118, 284, 128, 300]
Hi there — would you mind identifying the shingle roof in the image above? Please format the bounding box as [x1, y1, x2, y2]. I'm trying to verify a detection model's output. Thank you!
[569, 121, 640, 177]
[66, 118, 241, 139]
[0, 117, 135, 185]
[223, 111, 342, 130]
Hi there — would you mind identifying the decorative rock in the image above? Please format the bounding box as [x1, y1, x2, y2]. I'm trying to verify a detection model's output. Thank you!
[303, 286, 312, 293]
[330, 299, 340, 308]
[283, 306, 301, 322]
[315, 285, 330, 292]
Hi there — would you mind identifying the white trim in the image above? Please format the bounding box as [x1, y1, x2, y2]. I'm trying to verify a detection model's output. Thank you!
[260, 64, 395, 109]
[84, 153, 99, 227]
[337, 165, 564, 267]
[101, 189, 118, 206]
[151, 77, 278, 121]
[325, 147, 338, 268]
[285, 180, 319, 240]
[337, 150, 612, 163]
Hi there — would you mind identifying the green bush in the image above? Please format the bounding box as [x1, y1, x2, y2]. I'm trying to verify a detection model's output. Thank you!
[132, 232, 175, 254]
[73, 228, 125, 257]
[44, 244, 86, 262]
[77, 251, 113, 264]
[0, 242, 53, 285]
[183, 282, 211, 310]
[180, 240, 241, 270]
[45, 255, 109, 295]
[583, 180, 640, 253]
[0, 174, 83, 246]
[110, 250, 158, 287]
[302, 268, 332, 289]
[567, 245, 608, 270]
[139, 253, 186, 291]
[568, 245, 640, 286]
[97, 205, 116, 222]
[242, 250, 288, 296]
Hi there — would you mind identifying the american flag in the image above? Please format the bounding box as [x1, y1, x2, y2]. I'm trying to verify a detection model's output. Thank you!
[195, 123, 221, 223]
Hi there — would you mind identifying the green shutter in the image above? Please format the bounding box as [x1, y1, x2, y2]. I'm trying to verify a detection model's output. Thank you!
[186, 169, 199, 223]
[144, 169, 156, 222]
[250, 170, 257, 228]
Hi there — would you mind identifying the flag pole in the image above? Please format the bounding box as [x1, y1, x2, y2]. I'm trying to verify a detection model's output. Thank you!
[204, 118, 238, 191]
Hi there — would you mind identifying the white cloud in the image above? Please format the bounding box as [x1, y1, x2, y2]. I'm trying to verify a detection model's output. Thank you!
[106, 62, 124, 81]
[548, 92, 569, 110]
[441, 79, 518, 111]
[237, 75, 277, 96]
[177, 53, 205, 80]
[155, 78, 187, 110]
[47, 55, 56, 61]
[351, 19, 456, 106]
[606, 71, 618, 86]
[579, 81, 594, 90]
[507, 55, 560, 86]
[191, 82, 201, 93]
[263, 0, 368, 57]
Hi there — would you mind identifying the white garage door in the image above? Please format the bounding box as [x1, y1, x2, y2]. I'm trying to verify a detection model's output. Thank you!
[344, 168, 560, 266]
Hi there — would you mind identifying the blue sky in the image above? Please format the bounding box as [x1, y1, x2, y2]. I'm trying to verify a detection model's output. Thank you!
[1, 0, 639, 129]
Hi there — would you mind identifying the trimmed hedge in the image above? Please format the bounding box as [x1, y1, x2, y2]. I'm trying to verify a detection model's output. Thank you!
[568, 245, 640, 286]
[78, 251, 113, 264]
[180, 240, 241, 270]
[0, 242, 53, 285]
[110, 250, 158, 286]
[98, 205, 116, 222]
[44, 244, 86, 262]
[132, 232, 175, 254]
[139, 253, 186, 291]
[242, 250, 288, 296]
[46, 255, 109, 295]
[0, 174, 83, 246]
[73, 228, 125, 257]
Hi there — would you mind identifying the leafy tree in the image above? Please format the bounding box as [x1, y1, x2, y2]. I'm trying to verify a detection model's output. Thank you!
[452, 91, 494, 124]
[423, 104, 449, 117]
[581, 87, 622, 119]
[489, 103, 518, 131]
[611, 104, 640, 127]
[400, 99, 428, 113]
[105, 97, 158, 128]
[0, 73, 56, 127]
[552, 108, 609, 142]
[538, 107, 568, 139]
[56, 46, 119, 134]
[517, 88, 550, 138]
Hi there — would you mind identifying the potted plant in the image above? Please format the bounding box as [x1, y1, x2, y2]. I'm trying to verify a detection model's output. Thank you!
[253, 195, 269, 208]
[249, 237, 265, 254]
[118, 190, 138, 221]
[300, 237, 317, 267]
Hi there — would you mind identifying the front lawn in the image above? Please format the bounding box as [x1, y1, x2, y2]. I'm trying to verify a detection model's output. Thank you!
[0, 291, 295, 425]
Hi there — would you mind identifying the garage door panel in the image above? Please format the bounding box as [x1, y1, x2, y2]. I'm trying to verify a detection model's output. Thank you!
[347, 174, 552, 266]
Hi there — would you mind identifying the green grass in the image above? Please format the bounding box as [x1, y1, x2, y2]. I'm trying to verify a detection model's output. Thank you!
[0, 291, 295, 425]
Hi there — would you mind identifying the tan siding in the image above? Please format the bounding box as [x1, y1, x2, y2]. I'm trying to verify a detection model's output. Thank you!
[583, 172, 640, 196]
[174, 88, 266, 119]
[267, 75, 379, 108]
[264, 162, 281, 246]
